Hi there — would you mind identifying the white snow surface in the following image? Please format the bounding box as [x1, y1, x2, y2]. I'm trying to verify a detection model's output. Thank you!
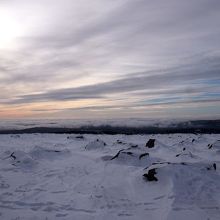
[0, 133, 220, 220]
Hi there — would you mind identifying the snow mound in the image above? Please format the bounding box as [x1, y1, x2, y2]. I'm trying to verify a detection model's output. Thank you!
[174, 150, 200, 162]
[143, 162, 220, 218]
[29, 146, 70, 160]
[85, 139, 106, 150]
[212, 140, 220, 150]
[3, 150, 37, 169]
[144, 139, 178, 160]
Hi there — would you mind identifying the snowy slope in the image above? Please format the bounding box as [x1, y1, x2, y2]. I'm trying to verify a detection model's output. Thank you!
[0, 133, 220, 220]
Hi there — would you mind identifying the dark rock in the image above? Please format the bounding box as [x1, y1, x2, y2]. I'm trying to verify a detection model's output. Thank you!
[208, 144, 213, 149]
[75, 135, 84, 139]
[183, 148, 186, 151]
[45, 150, 61, 153]
[10, 135, 20, 138]
[143, 169, 158, 181]
[145, 139, 155, 148]
[207, 163, 217, 170]
[10, 152, 16, 160]
[176, 154, 181, 157]
[192, 139, 195, 143]
[152, 161, 170, 165]
[213, 163, 217, 170]
[67, 135, 84, 140]
[111, 149, 124, 160]
[130, 144, 138, 148]
[122, 151, 133, 155]
[139, 153, 149, 160]
[116, 140, 128, 145]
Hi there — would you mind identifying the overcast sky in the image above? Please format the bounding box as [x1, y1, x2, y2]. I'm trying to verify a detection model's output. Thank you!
[0, 0, 219, 119]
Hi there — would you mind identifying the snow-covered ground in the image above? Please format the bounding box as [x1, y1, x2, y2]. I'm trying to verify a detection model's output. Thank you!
[0, 133, 220, 220]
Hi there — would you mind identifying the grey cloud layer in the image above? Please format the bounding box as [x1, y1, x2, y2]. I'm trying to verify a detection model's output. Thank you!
[6, 53, 220, 106]
[0, 0, 220, 118]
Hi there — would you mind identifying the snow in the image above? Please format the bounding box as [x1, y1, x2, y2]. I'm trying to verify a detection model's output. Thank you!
[0, 133, 220, 220]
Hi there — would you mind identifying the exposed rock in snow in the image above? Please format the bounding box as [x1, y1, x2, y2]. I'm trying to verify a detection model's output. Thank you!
[139, 152, 149, 160]
[146, 139, 155, 148]
[143, 168, 158, 181]
[67, 135, 85, 140]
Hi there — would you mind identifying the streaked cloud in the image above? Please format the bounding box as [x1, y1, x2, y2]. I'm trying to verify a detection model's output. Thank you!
[0, 0, 220, 119]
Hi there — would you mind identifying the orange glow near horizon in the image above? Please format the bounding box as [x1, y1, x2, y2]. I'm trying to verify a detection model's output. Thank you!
[0, 98, 105, 119]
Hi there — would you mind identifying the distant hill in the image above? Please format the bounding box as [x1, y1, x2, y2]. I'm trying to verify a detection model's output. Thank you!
[0, 119, 219, 134]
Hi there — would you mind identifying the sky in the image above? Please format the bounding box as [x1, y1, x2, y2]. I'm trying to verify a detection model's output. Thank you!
[0, 0, 220, 119]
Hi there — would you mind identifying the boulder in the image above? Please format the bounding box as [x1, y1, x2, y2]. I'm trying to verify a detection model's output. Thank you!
[146, 139, 155, 148]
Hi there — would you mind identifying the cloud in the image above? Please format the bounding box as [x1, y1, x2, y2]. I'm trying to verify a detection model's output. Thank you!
[0, 0, 220, 118]
[4, 52, 220, 106]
